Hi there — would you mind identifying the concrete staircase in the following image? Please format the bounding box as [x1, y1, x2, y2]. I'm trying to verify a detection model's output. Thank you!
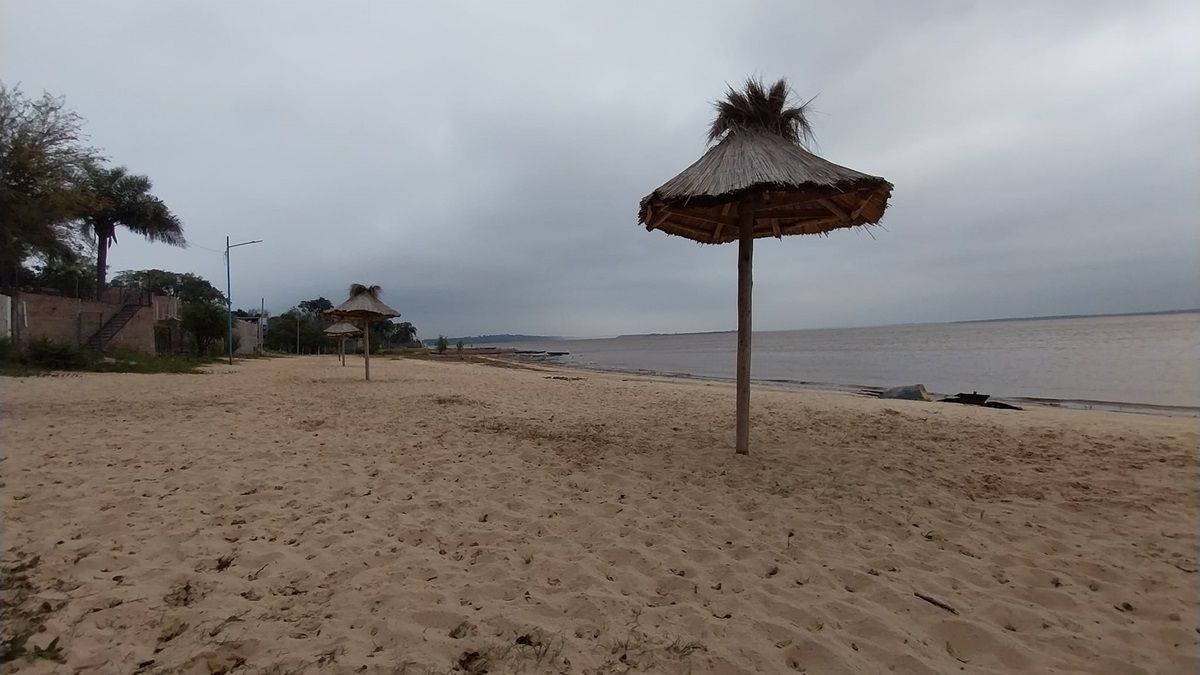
[84, 303, 142, 351]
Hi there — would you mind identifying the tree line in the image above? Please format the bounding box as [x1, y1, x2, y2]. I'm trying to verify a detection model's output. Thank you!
[259, 296, 417, 354]
[1, 84, 184, 297]
[84, 268, 419, 355]
[3, 83, 419, 357]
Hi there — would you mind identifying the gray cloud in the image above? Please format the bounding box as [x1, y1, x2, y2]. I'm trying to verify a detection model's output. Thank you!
[4, 1, 1197, 337]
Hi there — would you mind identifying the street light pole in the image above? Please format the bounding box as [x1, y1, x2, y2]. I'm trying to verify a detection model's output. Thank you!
[225, 236, 263, 365]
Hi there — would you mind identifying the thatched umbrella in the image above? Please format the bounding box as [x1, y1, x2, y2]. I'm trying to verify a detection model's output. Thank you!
[639, 78, 893, 454]
[323, 321, 362, 367]
[326, 284, 399, 381]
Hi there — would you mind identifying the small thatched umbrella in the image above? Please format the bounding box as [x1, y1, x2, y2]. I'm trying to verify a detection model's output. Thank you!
[326, 284, 399, 381]
[323, 321, 362, 367]
[639, 78, 893, 454]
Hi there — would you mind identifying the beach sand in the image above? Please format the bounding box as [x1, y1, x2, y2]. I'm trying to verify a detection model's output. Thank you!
[1, 356, 1197, 674]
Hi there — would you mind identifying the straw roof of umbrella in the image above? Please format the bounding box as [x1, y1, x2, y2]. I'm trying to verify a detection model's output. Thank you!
[323, 321, 362, 336]
[639, 78, 893, 243]
[327, 284, 400, 321]
[637, 77, 893, 455]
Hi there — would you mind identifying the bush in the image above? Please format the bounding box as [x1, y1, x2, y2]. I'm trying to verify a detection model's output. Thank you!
[435, 335, 449, 354]
[25, 338, 87, 370]
[180, 302, 227, 356]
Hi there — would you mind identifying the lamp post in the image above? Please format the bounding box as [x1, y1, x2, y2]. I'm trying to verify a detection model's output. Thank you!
[225, 236, 263, 365]
[259, 297, 265, 356]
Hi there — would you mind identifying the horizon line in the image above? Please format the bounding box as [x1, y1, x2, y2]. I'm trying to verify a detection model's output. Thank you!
[562, 306, 1200, 341]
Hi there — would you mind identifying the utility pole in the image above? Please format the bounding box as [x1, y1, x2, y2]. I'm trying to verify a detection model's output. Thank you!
[225, 236, 263, 365]
[258, 297, 265, 355]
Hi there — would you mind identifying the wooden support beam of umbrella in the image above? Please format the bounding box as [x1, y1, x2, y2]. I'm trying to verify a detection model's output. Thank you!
[326, 284, 400, 381]
[638, 78, 893, 454]
[323, 321, 362, 367]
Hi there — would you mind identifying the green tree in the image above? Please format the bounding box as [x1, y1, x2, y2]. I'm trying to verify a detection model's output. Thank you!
[180, 302, 225, 356]
[110, 268, 224, 304]
[26, 254, 96, 297]
[435, 335, 448, 354]
[366, 319, 411, 352]
[394, 321, 417, 344]
[262, 297, 336, 354]
[365, 322, 387, 354]
[298, 297, 333, 317]
[80, 162, 185, 299]
[265, 309, 326, 354]
[0, 84, 96, 288]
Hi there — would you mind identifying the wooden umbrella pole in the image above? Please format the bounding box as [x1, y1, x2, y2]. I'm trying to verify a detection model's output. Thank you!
[363, 321, 371, 381]
[735, 209, 754, 455]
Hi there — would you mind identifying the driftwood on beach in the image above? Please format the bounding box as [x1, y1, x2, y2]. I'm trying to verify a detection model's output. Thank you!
[941, 392, 1023, 410]
[866, 386, 1024, 410]
[879, 384, 932, 401]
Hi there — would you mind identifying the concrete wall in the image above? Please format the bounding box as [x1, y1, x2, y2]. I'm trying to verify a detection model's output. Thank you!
[233, 318, 260, 355]
[0, 294, 11, 339]
[108, 306, 157, 353]
[14, 292, 158, 354]
[153, 296, 181, 321]
[17, 294, 107, 347]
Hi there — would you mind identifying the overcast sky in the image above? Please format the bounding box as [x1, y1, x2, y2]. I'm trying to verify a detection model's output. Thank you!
[3, 1, 1197, 337]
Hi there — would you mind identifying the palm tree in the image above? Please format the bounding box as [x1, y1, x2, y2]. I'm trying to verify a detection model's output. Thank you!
[81, 162, 185, 299]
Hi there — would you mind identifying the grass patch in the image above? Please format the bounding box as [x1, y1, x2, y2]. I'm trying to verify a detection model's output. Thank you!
[1, 554, 66, 666]
[87, 351, 218, 374]
[451, 629, 566, 674]
[0, 338, 219, 376]
[388, 348, 431, 360]
[25, 338, 86, 370]
[0, 361, 42, 377]
[598, 610, 705, 672]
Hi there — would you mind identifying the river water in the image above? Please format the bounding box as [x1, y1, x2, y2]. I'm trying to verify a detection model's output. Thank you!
[496, 312, 1200, 412]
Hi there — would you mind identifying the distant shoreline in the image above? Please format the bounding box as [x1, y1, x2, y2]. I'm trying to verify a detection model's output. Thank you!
[463, 308, 1200, 343]
[945, 307, 1200, 326]
[607, 308, 1200, 340]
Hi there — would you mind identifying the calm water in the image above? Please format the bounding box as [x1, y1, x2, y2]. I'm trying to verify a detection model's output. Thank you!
[502, 312, 1200, 410]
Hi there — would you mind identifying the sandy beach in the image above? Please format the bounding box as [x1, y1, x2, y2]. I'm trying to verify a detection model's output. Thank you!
[1, 355, 1197, 674]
